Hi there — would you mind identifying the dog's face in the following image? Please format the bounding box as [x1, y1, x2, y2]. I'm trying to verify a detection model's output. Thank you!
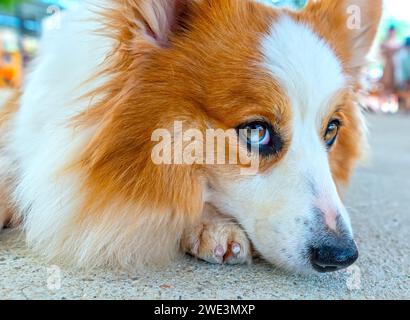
[80, 0, 381, 272]
[156, 0, 379, 272]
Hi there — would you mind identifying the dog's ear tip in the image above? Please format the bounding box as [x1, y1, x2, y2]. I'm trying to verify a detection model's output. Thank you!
[133, 0, 193, 47]
[303, 0, 382, 74]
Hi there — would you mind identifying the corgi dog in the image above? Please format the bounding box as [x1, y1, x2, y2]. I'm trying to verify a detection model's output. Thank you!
[0, 0, 382, 273]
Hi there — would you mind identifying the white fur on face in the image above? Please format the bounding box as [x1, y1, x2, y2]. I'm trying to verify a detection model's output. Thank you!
[261, 15, 346, 120]
[208, 15, 354, 272]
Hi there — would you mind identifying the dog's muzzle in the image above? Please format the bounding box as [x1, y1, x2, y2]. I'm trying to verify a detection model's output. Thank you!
[307, 208, 359, 273]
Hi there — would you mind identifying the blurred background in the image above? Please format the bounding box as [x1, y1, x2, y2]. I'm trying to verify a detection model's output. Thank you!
[1, 0, 410, 113]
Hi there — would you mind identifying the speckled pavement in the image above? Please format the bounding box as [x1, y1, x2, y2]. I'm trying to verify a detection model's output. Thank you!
[0, 113, 409, 300]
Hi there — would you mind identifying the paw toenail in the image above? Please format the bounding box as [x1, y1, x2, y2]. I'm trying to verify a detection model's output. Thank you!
[214, 245, 225, 257]
[232, 243, 241, 255]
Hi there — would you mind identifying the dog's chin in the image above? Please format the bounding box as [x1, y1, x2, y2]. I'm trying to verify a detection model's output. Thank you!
[273, 260, 317, 275]
[257, 249, 321, 275]
[265, 252, 355, 275]
[270, 260, 322, 275]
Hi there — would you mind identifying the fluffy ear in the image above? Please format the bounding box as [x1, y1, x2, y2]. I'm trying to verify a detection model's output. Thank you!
[302, 0, 383, 74]
[131, 0, 192, 46]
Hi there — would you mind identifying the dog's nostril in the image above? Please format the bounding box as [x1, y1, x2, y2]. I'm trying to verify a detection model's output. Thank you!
[310, 241, 359, 273]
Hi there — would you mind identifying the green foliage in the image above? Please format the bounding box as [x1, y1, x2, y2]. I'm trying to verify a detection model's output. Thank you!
[0, 0, 26, 14]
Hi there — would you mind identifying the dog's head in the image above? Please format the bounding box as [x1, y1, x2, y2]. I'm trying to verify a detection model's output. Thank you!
[81, 0, 382, 272]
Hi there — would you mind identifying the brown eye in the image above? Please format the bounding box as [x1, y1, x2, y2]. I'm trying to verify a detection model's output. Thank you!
[324, 119, 341, 148]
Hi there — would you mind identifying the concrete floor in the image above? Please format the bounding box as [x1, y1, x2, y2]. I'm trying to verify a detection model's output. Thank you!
[0, 113, 409, 300]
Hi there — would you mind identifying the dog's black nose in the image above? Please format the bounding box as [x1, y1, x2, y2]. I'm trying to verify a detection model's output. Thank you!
[310, 239, 358, 273]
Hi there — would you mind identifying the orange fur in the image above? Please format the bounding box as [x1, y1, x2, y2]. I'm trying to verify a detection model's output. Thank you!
[1, 0, 381, 269]
[293, 0, 382, 76]
[64, 0, 380, 268]
[72, 0, 283, 220]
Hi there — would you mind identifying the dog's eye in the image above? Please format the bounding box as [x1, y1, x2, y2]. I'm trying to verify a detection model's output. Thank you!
[242, 122, 271, 145]
[237, 121, 282, 156]
[324, 119, 341, 148]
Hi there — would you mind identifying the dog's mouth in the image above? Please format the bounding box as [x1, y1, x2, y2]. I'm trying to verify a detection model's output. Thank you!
[310, 262, 340, 273]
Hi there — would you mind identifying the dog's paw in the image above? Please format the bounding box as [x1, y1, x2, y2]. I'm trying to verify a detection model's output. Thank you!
[182, 220, 252, 265]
